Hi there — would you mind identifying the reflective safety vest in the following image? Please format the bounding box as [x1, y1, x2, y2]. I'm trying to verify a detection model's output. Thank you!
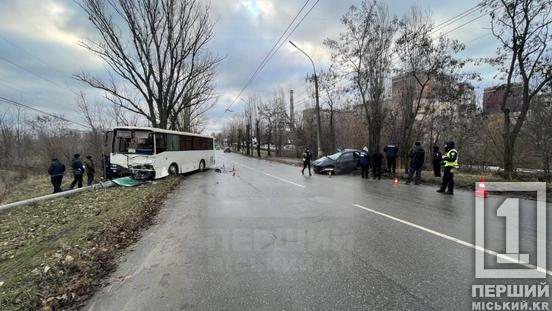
[444, 149, 459, 168]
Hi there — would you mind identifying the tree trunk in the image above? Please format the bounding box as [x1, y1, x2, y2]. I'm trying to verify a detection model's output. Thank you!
[256, 120, 261, 158]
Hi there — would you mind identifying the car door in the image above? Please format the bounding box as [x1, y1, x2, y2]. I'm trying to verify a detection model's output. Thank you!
[336, 151, 357, 174]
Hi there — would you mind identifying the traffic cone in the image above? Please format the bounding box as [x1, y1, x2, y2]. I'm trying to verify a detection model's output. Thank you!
[475, 176, 489, 198]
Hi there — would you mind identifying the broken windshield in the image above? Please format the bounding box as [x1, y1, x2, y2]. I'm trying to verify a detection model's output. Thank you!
[113, 130, 154, 155]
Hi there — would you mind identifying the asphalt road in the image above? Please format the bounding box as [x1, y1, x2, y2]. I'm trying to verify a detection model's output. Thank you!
[86, 152, 552, 310]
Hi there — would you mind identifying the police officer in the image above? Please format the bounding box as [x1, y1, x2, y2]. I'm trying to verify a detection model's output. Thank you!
[359, 147, 370, 179]
[301, 148, 312, 176]
[437, 141, 458, 195]
[84, 155, 95, 186]
[69, 154, 84, 189]
[432, 146, 442, 177]
[48, 157, 66, 193]
[383, 143, 399, 175]
[406, 141, 425, 185]
[371, 149, 384, 180]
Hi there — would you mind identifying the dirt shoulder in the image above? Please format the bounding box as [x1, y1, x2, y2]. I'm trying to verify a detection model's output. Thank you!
[0, 176, 182, 310]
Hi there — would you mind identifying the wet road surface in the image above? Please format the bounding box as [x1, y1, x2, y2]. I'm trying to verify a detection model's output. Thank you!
[86, 152, 551, 310]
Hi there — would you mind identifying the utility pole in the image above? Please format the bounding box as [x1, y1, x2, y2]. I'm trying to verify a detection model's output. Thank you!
[289, 40, 323, 157]
[290, 90, 295, 131]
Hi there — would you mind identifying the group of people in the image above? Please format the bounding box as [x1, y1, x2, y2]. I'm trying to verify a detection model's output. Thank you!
[47, 154, 96, 193]
[401, 140, 458, 194]
[300, 140, 459, 195]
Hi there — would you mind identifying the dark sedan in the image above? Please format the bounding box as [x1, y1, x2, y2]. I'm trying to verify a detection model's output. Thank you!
[312, 149, 364, 175]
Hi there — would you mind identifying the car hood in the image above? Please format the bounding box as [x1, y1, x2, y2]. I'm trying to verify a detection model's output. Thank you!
[312, 157, 334, 166]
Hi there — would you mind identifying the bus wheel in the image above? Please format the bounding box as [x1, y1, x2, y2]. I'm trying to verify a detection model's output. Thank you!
[168, 163, 179, 175]
[199, 160, 206, 172]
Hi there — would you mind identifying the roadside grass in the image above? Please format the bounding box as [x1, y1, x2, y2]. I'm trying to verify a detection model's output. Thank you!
[0, 176, 182, 310]
[0, 174, 54, 205]
[0, 171, 107, 206]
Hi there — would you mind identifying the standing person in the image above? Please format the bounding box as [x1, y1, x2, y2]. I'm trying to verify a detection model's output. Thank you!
[432, 146, 442, 177]
[84, 155, 95, 186]
[69, 154, 84, 189]
[48, 158, 66, 193]
[406, 142, 425, 185]
[437, 141, 459, 195]
[101, 153, 111, 180]
[371, 149, 384, 180]
[383, 143, 399, 175]
[301, 148, 312, 176]
[359, 147, 370, 179]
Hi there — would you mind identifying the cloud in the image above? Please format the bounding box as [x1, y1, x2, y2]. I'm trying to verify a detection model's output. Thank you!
[0, 0, 501, 133]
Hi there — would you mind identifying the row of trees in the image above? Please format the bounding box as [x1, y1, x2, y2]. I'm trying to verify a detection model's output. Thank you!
[221, 0, 552, 180]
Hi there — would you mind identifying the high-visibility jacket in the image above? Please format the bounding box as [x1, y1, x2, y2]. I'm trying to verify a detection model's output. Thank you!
[443, 149, 459, 168]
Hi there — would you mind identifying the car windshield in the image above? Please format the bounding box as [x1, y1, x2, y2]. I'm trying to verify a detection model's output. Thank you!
[327, 151, 343, 161]
[113, 130, 154, 155]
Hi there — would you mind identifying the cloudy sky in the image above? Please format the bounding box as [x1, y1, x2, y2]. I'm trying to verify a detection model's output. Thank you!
[0, 0, 500, 133]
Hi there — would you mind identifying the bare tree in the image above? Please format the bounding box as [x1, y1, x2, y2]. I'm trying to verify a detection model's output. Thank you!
[75, 0, 221, 129]
[485, 0, 552, 179]
[317, 67, 342, 153]
[394, 6, 464, 172]
[523, 96, 552, 181]
[325, 0, 397, 153]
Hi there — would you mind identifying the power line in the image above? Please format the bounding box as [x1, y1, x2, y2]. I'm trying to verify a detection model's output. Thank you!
[223, 0, 311, 115]
[0, 96, 90, 129]
[0, 55, 78, 97]
[224, 0, 320, 114]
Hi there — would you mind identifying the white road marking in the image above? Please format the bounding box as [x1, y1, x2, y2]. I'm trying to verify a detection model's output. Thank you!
[263, 172, 305, 188]
[220, 156, 305, 188]
[353, 203, 552, 276]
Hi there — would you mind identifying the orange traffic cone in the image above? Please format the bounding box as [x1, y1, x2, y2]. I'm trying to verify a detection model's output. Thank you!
[475, 176, 489, 198]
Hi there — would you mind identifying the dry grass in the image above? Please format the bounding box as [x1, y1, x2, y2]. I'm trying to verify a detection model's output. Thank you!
[0, 176, 182, 310]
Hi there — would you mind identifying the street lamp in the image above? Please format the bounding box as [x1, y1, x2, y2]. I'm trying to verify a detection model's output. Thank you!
[289, 40, 323, 157]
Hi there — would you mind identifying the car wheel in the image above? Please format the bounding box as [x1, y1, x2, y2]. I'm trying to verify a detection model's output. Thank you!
[199, 160, 206, 172]
[168, 163, 179, 175]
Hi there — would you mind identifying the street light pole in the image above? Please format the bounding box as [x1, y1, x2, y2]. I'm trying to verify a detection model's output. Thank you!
[289, 40, 323, 157]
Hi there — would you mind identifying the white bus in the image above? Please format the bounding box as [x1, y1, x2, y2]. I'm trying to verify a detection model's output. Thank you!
[108, 126, 215, 179]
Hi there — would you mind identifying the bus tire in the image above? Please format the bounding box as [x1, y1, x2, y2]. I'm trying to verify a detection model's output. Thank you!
[168, 163, 179, 175]
[199, 160, 206, 172]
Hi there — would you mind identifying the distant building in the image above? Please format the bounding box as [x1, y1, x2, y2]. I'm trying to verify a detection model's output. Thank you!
[483, 84, 523, 113]
[391, 73, 476, 117]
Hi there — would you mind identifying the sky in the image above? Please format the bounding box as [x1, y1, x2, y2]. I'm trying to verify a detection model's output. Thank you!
[0, 0, 501, 133]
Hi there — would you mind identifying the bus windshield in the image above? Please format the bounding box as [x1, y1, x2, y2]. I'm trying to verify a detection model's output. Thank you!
[113, 130, 154, 155]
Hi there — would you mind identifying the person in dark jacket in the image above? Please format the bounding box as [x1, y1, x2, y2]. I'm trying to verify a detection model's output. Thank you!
[437, 141, 459, 195]
[48, 158, 66, 193]
[371, 150, 384, 180]
[69, 154, 84, 189]
[383, 143, 399, 175]
[358, 148, 370, 179]
[406, 142, 425, 185]
[84, 155, 95, 186]
[301, 148, 312, 176]
[432, 146, 442, 177]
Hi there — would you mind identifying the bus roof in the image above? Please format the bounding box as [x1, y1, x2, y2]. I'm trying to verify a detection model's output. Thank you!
[113, 126, 213, 139]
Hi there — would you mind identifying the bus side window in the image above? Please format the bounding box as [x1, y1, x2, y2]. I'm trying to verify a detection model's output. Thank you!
[180, 135, 193, 151]
[155, 133, 167, 153]
[167, 134, 180, 151]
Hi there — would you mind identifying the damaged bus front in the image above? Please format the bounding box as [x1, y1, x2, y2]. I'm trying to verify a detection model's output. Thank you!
[110, 128, 158, 180]
[108, 126, 215, 180]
